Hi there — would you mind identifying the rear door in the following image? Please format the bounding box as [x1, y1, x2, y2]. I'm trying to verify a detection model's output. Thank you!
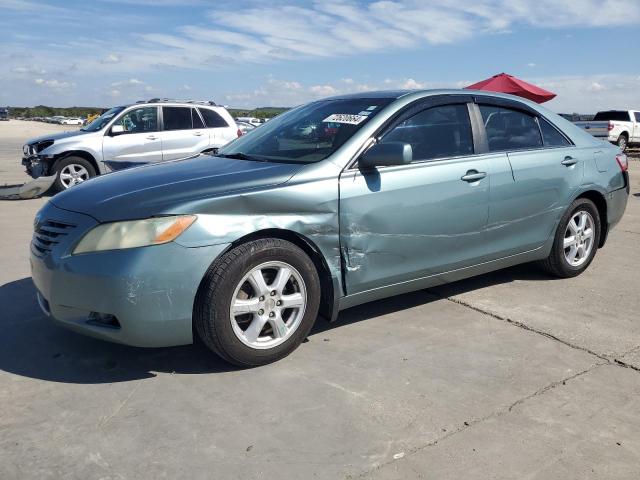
[160, 106, 209, 161]
[475, 100, 584, 258]
[102, 106, 162, 170]
[199, 107, 234, 148]
[339, 100, 491, 294]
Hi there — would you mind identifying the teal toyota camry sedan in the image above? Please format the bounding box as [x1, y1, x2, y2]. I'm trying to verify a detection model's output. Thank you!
[31, 90, 629, 366]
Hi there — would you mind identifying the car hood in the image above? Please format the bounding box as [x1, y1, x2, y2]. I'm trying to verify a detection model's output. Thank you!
[28, 129, 91, 144]
[51, 155, 304, 222]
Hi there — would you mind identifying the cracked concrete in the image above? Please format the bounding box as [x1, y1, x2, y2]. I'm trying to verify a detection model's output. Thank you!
[1, 124, 639, 479]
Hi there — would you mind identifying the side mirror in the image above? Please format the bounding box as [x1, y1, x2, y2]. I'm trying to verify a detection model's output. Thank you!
[359, 142, 412, 169]
[110, 124, 125, 136]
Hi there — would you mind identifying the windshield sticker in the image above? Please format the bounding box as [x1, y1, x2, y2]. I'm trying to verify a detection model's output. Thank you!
[366, 105, 378, 111]
[357, 111, 372, 116]
[323, 113, 367, 125]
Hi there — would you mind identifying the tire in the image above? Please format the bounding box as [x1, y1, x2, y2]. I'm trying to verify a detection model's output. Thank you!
[616, 134, 628, 152]
[194, 238, 321, 367]
[52, 156, 96, 192]
[540, 198, 601, 278]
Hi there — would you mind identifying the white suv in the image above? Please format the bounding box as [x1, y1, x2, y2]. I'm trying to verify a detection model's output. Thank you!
[22, 99, 241, 191]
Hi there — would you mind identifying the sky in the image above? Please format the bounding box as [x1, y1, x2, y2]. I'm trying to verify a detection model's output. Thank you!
[1, 0, 639, 113]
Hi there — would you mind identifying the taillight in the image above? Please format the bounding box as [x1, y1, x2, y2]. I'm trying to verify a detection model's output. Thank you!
[237, 128, 243, 137]
[608, 122, 614, 131]
[616, 153, 628, 172]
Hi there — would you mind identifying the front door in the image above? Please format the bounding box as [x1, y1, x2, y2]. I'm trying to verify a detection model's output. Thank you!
[160, 106, 210, 160]
[339, 103, 490, 294]
[102, 106, 162, 170]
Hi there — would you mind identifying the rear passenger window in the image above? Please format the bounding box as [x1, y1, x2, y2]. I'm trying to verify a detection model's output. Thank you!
[539, 117, 571, 147]
[479, 105, 542, 152]
[192, 108, 205, 129]
[381, 104, 473, 161]
[635, 112, 640, 122]
[163, 107, 192, 131]
[199, 108, 229, 128]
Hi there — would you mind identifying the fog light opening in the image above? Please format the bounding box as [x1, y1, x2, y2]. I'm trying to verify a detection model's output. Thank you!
[87, 312, 121, 329]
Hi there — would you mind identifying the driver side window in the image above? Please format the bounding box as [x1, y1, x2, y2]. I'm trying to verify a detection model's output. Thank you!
[381, 104, 474, 162]
[114, 107, 158, 134]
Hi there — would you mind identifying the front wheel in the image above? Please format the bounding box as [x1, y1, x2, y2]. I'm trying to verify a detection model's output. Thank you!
[52, 156, 96, 192]
[540, 198, 601, 278]
[194, 238, 321, 366]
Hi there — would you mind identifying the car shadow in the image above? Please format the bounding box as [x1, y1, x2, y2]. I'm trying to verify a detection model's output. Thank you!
[1, 264, 551, 384]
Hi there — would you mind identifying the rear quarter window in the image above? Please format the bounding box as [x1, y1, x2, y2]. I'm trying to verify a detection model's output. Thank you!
[539, 118, 572, 147]
[199, 108, 229, 128]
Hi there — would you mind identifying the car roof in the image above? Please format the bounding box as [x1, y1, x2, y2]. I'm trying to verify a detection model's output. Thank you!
[120, 101, 225, 109]
[324, 88, 539, 103]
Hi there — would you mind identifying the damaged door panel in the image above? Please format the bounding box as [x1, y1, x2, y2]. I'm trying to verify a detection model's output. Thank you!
[339, 157, 490, 295]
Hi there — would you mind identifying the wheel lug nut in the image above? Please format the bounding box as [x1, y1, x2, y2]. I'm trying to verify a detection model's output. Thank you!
[259, 296, 264, 301]
[269, 312, 275, 317]
[276, 300, 282, 306]
[270, 290, 276, 296]
[258, 309, 264, 315]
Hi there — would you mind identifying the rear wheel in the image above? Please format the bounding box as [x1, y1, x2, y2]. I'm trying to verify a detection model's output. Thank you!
[52, 156, 96, 192]
[540, 198, 601, 278]
[616, 134, 628, 152]
[194, 238, 321, 366]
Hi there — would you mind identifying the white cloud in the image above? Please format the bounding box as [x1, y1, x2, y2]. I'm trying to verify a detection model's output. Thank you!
[110, 78, 144, 87]
[400, 78, 425, 89]
[221, 73, 640, 113]
[309, 85, 337, 97]
[100, 53, 121, 64]
[587, 81, 606, 92]
[34, 78, 74, 90]
[527, 62, 536, 67]
[74, 0, 640, 75]
[11, 65, 46, 75]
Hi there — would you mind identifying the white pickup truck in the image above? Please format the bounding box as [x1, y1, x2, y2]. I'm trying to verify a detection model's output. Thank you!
[574, 110, 640, 151]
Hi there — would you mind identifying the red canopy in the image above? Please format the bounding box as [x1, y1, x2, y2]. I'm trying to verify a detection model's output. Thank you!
[465, 73, 556, 104]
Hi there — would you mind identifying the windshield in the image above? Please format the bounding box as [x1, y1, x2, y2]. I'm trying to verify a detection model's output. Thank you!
[217, 97, 394, 163]
[81, 106, 126, 132]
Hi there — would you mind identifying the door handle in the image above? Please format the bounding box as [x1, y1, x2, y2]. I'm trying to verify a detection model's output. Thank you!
[146, 135, 158, 140]
[193, 131, 204, 136]
[461, 170, 487, 182]
[561, 156, 577, 166]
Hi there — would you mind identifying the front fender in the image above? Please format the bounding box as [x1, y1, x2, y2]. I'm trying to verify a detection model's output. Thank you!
[172, 162, 343, 288]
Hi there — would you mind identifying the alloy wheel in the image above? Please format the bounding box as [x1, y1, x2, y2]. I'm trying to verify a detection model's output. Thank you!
[563, 210, 595, 267]
[229, 261, 307, 349]
[59, 164, 90, 188]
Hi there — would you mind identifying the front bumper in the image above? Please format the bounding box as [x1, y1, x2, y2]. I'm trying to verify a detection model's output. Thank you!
[22, 155, 49, 178]
[30, 202, 230, 347]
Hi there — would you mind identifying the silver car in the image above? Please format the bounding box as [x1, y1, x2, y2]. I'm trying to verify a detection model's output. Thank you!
[22, 99, 240, 191]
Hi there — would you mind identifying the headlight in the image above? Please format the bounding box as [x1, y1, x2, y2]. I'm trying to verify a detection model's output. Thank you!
[73, 215, 196, 254]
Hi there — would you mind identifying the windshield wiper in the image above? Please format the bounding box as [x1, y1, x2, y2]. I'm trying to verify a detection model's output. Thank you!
[216, 152, 267, 162]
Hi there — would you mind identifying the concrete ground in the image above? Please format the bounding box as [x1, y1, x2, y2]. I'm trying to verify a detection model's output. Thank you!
[1, 120, 639, 479]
